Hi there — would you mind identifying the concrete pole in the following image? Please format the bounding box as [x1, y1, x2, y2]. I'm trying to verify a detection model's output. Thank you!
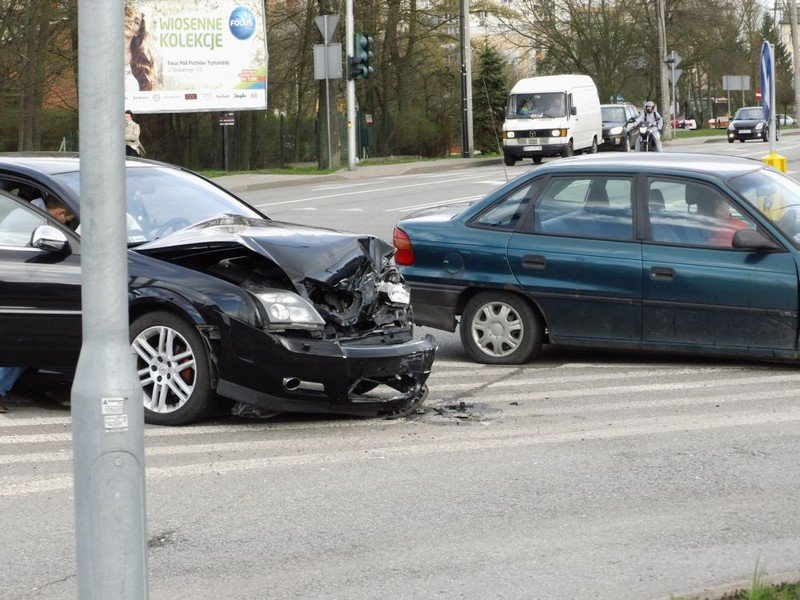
[346, 0, 356, 170]
[459, 0, 473, 157]
[787, 0, 800, 123]
[73, 0, 148, 597]
[656, 0, 672, 140]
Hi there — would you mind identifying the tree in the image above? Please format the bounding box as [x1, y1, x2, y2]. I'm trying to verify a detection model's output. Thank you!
[472, 43, 508, 153]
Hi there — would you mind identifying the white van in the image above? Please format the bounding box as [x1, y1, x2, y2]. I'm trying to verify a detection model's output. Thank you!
[502, 74, 603, 166]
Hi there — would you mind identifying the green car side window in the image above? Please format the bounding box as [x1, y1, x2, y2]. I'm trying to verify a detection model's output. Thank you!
[472, 182, 536, 230]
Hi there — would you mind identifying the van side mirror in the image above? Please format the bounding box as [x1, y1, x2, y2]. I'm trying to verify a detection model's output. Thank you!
[732, 228, 782, 251]
[570, 106, 577, 116]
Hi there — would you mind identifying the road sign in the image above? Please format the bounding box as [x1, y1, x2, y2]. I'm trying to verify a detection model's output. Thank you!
[668, 68, 683, 85]
[219, 113, 235, 126]
[313, 43, 343, 80]
[722, 75, 750, 91]
[760, 41, 773, 121]
[315, 14, 339, 43]
[667, 50, 682, 67]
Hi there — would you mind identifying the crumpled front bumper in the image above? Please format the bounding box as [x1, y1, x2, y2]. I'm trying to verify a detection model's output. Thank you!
[215, 319, 437, 416]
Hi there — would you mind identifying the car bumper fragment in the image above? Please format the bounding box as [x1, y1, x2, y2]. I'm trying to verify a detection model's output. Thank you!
[216, 320, 437, 416]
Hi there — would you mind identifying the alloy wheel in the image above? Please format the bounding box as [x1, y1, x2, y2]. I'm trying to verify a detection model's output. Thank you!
[132, 325, 197, 414]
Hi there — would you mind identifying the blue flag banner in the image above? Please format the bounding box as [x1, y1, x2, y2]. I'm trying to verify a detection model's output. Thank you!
[760, 41, 773, 122]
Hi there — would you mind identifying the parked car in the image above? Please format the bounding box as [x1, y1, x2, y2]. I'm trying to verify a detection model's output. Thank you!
[670, 117, 698, 130]
[394, 153, 800, 365]
[727, 106, 779, 142]
[0, 155, 436, 425]
[777, 113, 796, 126]
[599, 103, 639, 152]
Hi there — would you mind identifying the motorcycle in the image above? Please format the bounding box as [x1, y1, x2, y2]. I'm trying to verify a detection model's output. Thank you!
[637, 122, 661, 152]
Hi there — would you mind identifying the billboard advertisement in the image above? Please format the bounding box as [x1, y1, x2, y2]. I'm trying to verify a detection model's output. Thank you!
[124, 0, 268, 113]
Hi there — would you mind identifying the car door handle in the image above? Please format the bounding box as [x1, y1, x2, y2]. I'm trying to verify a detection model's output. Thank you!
[650, 266, 675, 281]
[522, 255, 546, 270]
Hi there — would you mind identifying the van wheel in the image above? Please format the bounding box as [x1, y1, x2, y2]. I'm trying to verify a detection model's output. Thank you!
[460, 292, 543, 365]
[130, 311, 215, 426]
[561, 141, 574, 158]
[588, 137, 598, 153]
[503, 155, 516, 166]
[532, 156, 542, 164]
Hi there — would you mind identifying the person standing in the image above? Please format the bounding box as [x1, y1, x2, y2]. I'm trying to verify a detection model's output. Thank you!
[125, 110, 146, 157]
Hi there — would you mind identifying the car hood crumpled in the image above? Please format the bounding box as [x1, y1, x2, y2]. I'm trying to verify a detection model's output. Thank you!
[137, 214, 396, 286]
[136, 214, 409, 330]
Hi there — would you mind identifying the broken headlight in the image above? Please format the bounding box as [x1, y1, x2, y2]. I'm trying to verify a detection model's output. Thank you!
[253, 290, 326, 330]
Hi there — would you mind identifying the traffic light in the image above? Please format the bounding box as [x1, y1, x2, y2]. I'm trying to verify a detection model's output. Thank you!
[348, 33, 374, 81]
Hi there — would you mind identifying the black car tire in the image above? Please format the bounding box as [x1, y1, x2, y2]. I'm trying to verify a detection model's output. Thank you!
[561, 141, 574, 158]
[503, 155, 516, 166]
[588, 137, 598, 154]
[460, 292, 543, 365]
[130, 310, 215, 426]
[728, 139, 734, 143]
[740, 138, 746, 143]
[620, 135, 631, 152]
[777, 128, 781, 141]
[532, 156, 543, 164]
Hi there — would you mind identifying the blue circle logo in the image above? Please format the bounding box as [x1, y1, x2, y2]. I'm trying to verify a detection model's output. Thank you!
[229, 7, 256, 40]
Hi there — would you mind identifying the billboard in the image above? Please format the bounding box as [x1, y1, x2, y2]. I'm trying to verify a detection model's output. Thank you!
[124, 0, 268, 113]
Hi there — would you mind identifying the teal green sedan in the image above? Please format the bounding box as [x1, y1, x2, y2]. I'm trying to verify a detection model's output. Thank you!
[394, 153, 800, 364]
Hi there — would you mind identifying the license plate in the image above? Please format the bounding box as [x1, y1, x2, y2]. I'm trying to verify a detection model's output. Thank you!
[739, 129, 751, 134]
[524, 145, 542, 152]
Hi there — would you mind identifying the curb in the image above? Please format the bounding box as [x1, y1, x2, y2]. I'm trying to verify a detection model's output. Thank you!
[655, 571, 800, 600]
[218, 157, 502, 193]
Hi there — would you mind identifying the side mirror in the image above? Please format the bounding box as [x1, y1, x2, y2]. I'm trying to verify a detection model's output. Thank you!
[732, 228, 782, 251]
[570, 106, 577, 116]
[30, 224, 70, 253]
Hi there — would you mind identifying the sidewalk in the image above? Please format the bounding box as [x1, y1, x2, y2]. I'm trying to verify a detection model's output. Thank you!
[213, 156, 501, 193]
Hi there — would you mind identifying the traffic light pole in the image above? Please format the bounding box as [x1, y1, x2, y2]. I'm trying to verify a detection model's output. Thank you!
[346, 0, 356, 171]
[459, 0, 473, 157]
[74, 0, 148, 597]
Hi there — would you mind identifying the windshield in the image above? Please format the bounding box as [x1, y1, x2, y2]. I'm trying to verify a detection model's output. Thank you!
[506, 93, 566, 119]
[728, 167, 800, 247]
[734, 108, 764, 120]
[601, 107, 626, 122]
[55, 166, 263, 245]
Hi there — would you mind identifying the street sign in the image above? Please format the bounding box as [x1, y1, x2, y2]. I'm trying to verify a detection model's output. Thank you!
[760, 41, 773, 121]
[313, 43, 343, 80]
[667, 50, 682, 67]
[722, 75, 750, 91]
[315, 14, 339, 43]
[219, 113, 235, 126]
[668, 68, 683, 85]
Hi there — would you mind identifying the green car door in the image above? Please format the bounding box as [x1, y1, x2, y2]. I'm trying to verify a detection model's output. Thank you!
[642, 177, 798, 351]
[507, 174, 643, 343]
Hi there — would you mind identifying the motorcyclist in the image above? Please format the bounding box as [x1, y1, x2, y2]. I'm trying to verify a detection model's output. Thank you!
[635, 101, 664, 151]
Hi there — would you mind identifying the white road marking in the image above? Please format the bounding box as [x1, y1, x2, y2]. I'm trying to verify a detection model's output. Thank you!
[5, 406, 800, 496]
[387, 195, 483, 212]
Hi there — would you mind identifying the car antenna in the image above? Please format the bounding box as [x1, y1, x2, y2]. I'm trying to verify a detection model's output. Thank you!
[483, 78, 509, 183]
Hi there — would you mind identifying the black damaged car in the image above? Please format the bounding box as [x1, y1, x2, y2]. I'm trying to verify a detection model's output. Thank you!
[0, 155, 436, 425]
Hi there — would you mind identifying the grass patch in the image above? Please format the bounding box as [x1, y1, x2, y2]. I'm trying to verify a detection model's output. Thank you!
[671, 127, 728, 138]
[199, 165, 337, 178]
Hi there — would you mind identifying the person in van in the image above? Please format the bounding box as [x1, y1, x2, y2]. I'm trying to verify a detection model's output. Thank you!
[546, 95, 566, 117]
[519, 99, 534, 116]
[635, 101, 664, 151]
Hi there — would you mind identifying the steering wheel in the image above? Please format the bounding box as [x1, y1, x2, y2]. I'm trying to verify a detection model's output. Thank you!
[152, 217, 193, 239]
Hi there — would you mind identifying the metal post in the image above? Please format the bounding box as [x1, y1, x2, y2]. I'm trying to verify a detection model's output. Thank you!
[324, 19, 332, 170]
[670, 62, 677, 132]
[459, 0, 473, 157]
[346, 0, 356, 170]
[279, 111, 286, 168]
[74, 0, 148, 597]
[222, 121, 229, 171]
[769, 42, 777, 152]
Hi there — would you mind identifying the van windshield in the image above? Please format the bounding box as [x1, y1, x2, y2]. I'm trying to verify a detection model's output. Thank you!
[507, 93, 566, 119]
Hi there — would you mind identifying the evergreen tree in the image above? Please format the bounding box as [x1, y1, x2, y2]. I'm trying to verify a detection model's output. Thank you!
[472, 43, 508, 153]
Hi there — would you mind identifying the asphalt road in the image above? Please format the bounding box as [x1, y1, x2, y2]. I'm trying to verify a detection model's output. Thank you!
[3, 137, 800, 599]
